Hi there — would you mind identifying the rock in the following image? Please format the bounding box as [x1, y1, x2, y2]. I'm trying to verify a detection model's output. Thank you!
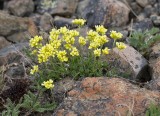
[0, 36, 11, 50]
[6, 31, 30, 43]
[52, 78, 75, 103]
[150, 15, 160, 26]
[130, 2, 142, 16]
[144, 5, 155, 18]
[148, 0, 156, 6]
[5, 64, 25, 79]
[131, 18, 153, 32]
[103, 45, 150, 82]
[36, 0, 78, 16]
[53, 16, 74, 29]
[136, 0, 148, 7]
[149, 43, 160, 80]
[77, 0, 130, 28]
[155, 3, 160, 15]
[0, 43, 28, 66]
[137, 13, 146, 21]
[148, 43, 160, 90]
[0, 11, 37, 36]
[39, 13, 54, 32]
[4, 0, 34, 16]
[55, 77, 160, 116]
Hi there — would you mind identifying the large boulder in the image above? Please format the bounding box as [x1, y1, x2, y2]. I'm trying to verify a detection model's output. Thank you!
[36, 0, 78, 16]
[4, 0, 34, 16]
[76, 0, 130, 28]
[55, 77, 160, 116]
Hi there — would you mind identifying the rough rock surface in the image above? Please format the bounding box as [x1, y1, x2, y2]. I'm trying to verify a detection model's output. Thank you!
[0, 11, 37, 36]
[39, 12, 54, 32]
[136, 0, 149, 7]
[77, 0, 130, 28]
[0, 36, 11, 50]
[148, 43, 160, 90]
[0, 43, 28, 66]
[4, 0, 34, 16]
[36, 0, 78, 16]
[55, 77, 160, 116]
[103, 45, 150, 82]
[53, 16, 74, 29]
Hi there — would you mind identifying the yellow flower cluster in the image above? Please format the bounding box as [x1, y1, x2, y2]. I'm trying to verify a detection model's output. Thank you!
[57, 50, 68, 62]
[29, 36, 43, 48]
[116, 42, 127, 50]
[41, 79, 54, 89]
[78, 36, 86, 46]
[95, 25, 107, 35]
[29, 19, 126, 64]
[30, 65, 39, 75]
[72, 19, 86, 26]
[110, 30, 123, 40]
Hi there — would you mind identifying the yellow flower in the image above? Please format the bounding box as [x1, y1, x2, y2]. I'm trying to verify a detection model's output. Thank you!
[64, 44, 72, 50]
[95, 25, 107, 35]
[69, 30, 79, 37]
[110, 30, 123, 40]
[30, 65, 39, 75]
[93, 49, 101, 57]
[29, 36, 43, 48]
[70, 47, 79, 56]
[59, 27, 68, 34]
[87, 30, 98, 41]
[41, 79, 54, 89]
[38, 44, 55, 63]
[57, 50, 68, 62]
[102, 47, 110, 55]
[116, 42, 127, 50]
[31, 49, 37, 55]
[72, 19, 86, 26]
[78, 36, 86, 46]
[50, 28, 60, 40]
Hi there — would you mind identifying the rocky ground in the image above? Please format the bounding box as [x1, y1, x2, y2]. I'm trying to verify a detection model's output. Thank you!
[0, 0, 160, 115]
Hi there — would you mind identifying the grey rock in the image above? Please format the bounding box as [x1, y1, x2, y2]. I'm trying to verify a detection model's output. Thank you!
[5, 65, 25, 78]
[6, 31, 30, 43]
[144, 5, 155, 18]
[39, 13, 54, 32]
[77, 0, 130, 28]
[103, 45, 150, 82]
[0, 36, 11, 50]
[132, 18, 153, 32]
[148, 0, 156, 6]
[52, 77, 75, 103]
[36, 0, 78, 16]
[0, 43, 28, 66]
[53, 16, 74, 29]
[150, 15, 160, 26]
[0, 11, 37, 36]
[4, 0, 34, 16]
[136, 0, 148, 7]
[130, 2, 143, 16]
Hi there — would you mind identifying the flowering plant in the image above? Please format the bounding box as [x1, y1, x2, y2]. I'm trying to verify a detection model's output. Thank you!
[29, 19, 126, 88]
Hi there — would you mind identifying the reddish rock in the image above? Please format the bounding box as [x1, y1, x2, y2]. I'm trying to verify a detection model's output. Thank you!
[55, 77, 160, 116]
